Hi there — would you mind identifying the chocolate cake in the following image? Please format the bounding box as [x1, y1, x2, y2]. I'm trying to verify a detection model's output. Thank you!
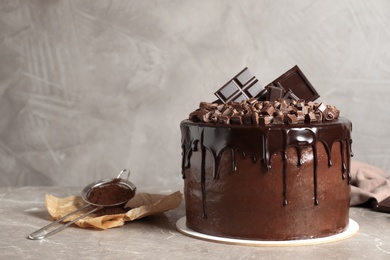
[180, 66, 352, 241]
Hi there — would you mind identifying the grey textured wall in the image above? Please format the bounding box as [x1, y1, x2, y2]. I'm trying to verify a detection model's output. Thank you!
[1, 0, 389, 188]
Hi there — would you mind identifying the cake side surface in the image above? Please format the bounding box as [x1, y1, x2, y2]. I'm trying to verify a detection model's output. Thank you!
[180, 118, 352, 240]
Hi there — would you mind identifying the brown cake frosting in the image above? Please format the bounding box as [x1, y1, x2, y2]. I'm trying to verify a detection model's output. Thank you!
[180, 66, 352, 241]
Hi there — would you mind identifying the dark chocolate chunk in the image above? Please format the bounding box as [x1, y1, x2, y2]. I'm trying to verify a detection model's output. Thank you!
[256, 88, 268, 101]
[189, 111, 202, 122]
[266, 65, 319, 102]
[252, 112, 260, 124]
[324, 105, 340, 121]
[266, 85, 284, 102]
[286, 114, 298, 124]
[305, 112, 317, 123]
[296, 111, 305, 123]
[273, 114, 284, 125]
[283, 88, 300, 102]
[242, 114, 253, 125]
[215, 68, 263, 103]
[230, 115, 243, 124]
[314, 111, 323, 121]
[263, 115, 273, 125]
[317, 103, 327, 113]
[261, 105, 275, 116]
[218, 115, 230, 124]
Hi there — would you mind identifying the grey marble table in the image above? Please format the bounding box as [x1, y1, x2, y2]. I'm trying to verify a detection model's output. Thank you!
[1, 186, 390, 259]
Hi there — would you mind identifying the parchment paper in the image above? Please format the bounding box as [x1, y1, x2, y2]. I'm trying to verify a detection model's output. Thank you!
[45, 191, 182, 229]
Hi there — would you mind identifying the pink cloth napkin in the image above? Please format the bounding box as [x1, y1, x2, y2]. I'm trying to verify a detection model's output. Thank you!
[350, 160, 390, 206]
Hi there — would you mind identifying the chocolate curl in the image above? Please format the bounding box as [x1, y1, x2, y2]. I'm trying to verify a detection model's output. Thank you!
[296, 111, 305, 123]
[258, 116, 268, 125]
[237, 110, 245, 116]
[189, 95, 340, 125]
[250, 106, 259, 114]
[273, 100, 281, 109]
[189, 111, 202, 122]
[325, 105, 340, 121]
[217, 103, 226, 112]
[305, 112, 317, 123]
[243, 114, 253, 125]
[200, 102, 218, 110]
[240, 99, 251, 111]
[273, 114, 284, 124]
[210, 110, 221, 123]
[222, 107, 235, 117]
[296, 99, 306, 109]
[247, 97, 257, 105]
[273, 110, 284, 117]
[286, 114, 299, 124]
[230, 103, 242, 113]
[290, 99, 298, 106]
[252, 112, 260, 125]
[307, 101, 319, 110]
[287, 105, 298, 115]
[316, 103, 327, 113]
[218, 115, 230, 125]
[263, 116, 273, 125]
[230, 115, 242, 124]
[261, 105, 275, 116]
[301, 105, 310, 114]
[314, 111, 323, 122]
[204, 111, 214, 123]
[254, 102, 263, 111]
[279, 99, 289, 113]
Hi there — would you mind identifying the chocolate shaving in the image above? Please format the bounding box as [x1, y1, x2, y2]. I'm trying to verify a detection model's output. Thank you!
[188, 98, 340, 125]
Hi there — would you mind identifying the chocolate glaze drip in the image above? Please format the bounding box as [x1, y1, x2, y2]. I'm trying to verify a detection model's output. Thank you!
[181, 118, 352, 218]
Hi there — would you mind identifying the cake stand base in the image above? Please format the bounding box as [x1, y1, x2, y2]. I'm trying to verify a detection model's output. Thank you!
[176, 217, 359, 247]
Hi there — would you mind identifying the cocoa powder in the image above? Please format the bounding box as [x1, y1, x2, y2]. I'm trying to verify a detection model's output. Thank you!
[87, 181, 135, 206]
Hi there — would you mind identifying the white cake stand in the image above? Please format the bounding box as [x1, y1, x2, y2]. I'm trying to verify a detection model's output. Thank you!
[176, 217, 359, 246]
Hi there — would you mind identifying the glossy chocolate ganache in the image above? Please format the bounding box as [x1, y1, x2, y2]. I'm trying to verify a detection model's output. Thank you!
[181, 97, 353, 240]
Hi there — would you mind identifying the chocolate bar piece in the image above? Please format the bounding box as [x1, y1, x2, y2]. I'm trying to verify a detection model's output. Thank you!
[266, 85, 284, 102]
[266, 65, 319, 102]
[283, 88, 300, 102]
[215, 67, 263, 104]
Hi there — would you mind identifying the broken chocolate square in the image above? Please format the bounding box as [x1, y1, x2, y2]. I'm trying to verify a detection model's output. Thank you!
[266, 85, 284, 102]
[214, 67, 263, 104]
[266, 65, 319, 102]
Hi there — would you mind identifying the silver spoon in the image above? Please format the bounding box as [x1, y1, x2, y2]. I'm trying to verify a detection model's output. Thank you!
[28, 169, 136, 240]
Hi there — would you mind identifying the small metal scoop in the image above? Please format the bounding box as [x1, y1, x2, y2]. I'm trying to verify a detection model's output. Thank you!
[28, 169, 136, 240]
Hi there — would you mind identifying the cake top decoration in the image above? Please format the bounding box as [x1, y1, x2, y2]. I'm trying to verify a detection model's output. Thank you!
[214, 65, 319, 104]
[190, 65, 339, 125]
[189, 98, 339, 125]
[214, 67, 264, 104]
[265, 65, 320, 102]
